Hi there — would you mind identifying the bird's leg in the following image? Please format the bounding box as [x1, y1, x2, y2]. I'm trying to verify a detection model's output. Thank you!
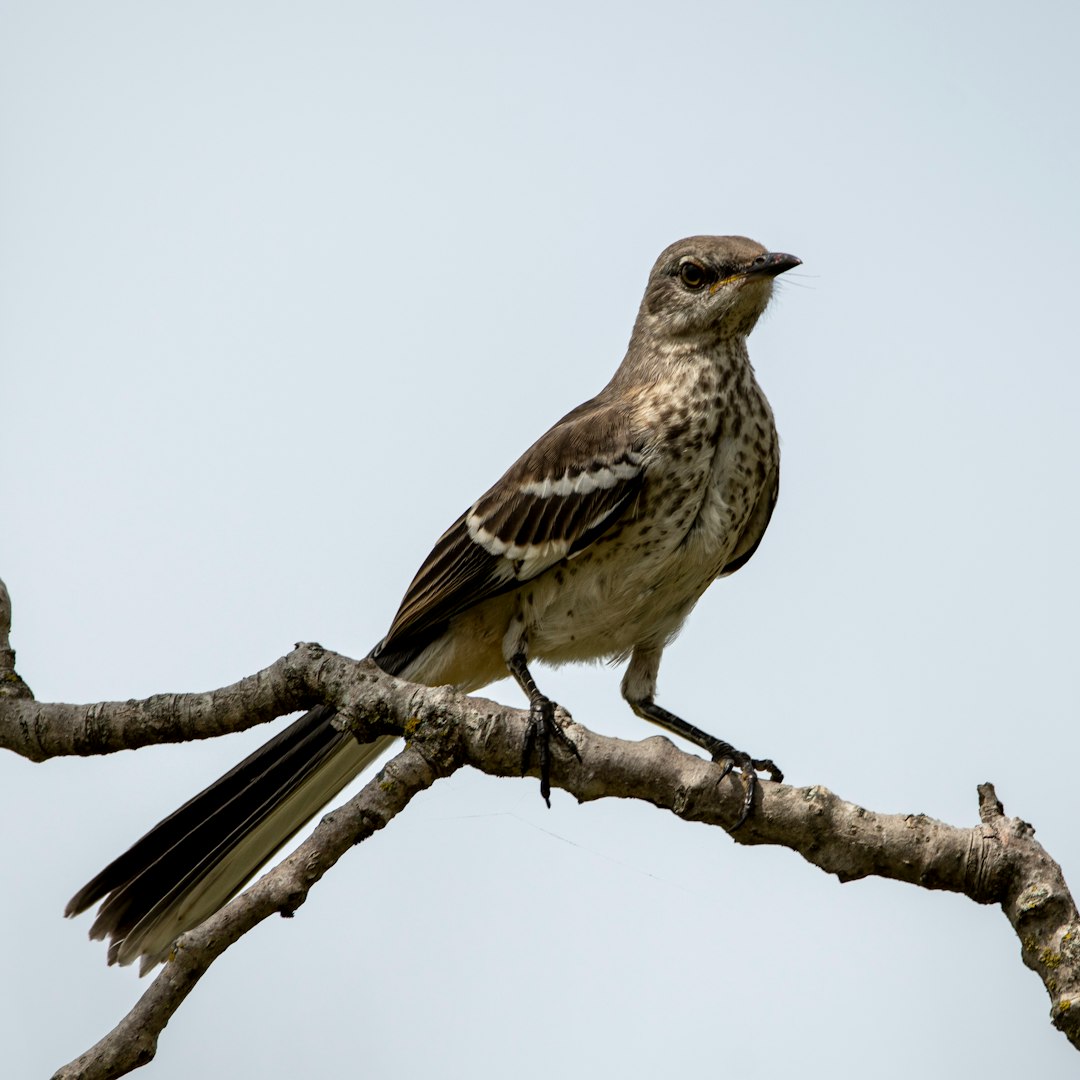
[507, 650, 580, 807]
[622, 646, 782, 828]
[630, 698, 782, 826]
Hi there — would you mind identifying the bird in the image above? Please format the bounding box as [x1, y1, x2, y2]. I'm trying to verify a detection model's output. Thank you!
[66, 234, 801, 972]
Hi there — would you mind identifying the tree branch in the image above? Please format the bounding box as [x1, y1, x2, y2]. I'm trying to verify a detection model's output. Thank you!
[51, 733, 445, 1080]
[0, 577, 33, 701]
[1, 577, 1075, 1077]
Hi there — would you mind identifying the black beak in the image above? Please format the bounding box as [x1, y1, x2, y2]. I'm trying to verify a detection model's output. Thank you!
[749, 251, 802, 278]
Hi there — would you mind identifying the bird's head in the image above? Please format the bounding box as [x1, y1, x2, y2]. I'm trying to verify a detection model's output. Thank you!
[636, 235, 801, 342]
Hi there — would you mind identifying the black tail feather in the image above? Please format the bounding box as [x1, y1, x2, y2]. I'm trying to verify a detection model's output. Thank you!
[66, 705, 341, 921]
[68, 652, 415, 968]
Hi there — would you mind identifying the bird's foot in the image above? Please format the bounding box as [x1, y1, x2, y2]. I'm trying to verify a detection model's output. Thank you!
[520, 697, 580, 807]
[626, 697, 783, 827]
[709, 741, 783, 830]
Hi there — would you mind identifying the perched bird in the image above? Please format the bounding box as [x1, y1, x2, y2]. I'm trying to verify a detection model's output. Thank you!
[67, 234, 800, 972]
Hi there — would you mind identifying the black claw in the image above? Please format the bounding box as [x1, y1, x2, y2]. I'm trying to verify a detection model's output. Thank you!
[708, 740, 737, 763]
[729, 769, 757, 831]
[550, 715, 581, 761]
[520, 697, 577, 807]
[520, 721, 538, 778]
[751, 757, 784, 784]
[707, 742, 781, 831]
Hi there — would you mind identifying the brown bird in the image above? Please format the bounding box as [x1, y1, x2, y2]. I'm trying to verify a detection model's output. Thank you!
[67, 235, 800, 972]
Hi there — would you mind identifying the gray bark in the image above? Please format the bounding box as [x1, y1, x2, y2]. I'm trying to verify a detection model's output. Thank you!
[1, 579, 1076, 1078]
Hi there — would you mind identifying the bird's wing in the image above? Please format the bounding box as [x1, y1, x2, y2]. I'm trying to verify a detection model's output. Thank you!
[374, 394, 644, 662]
[718, 465, 779, 576]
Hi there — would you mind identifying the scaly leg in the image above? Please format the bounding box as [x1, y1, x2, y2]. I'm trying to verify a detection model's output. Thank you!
[622, 644, 782, 828]
[507, 650, 579, 807]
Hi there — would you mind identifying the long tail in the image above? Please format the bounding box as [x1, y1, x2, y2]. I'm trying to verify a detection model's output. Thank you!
[65, 704, 397, 973]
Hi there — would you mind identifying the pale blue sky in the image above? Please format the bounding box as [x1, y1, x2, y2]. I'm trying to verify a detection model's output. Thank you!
[2, 3, 1078, 1077]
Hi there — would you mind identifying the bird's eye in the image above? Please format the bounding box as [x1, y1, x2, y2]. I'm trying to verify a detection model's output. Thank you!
[679, 261, 710, 289]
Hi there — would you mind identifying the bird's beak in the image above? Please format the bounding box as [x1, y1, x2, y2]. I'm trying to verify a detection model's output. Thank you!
[711, 251, 802, 293]
[750, 252, 802, 278]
